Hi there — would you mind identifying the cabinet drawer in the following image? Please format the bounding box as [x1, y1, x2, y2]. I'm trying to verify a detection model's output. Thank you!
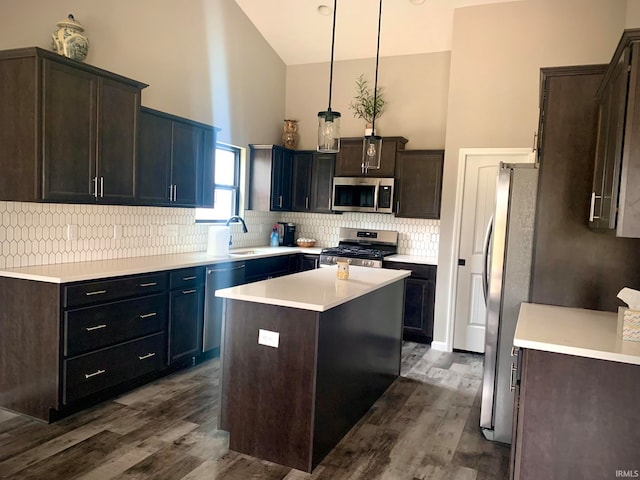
[64, 294, 167, 357]
[64, 272, 167, 308]
[63, 333, 166, 404]
[169, 267, 204, 289]
[383, 261, 436, 280]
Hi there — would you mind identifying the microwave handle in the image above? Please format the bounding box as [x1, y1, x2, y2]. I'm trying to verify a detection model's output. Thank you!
[374, 181, 379, 211]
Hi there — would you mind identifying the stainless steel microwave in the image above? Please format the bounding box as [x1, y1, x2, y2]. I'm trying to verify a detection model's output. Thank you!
[332, 177, 395, 213]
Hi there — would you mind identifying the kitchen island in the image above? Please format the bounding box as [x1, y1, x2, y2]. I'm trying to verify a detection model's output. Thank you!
[215, 265, 411, 472]
[511, 303, 640, 480]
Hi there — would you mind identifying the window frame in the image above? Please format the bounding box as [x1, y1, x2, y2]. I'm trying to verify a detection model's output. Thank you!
[195, 142, 242, 223]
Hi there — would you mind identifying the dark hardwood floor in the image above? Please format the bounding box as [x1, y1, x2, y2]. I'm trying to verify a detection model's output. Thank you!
[0, 342, 509, 479]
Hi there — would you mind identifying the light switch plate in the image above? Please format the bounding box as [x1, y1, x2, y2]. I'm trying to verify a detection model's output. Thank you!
[258, 329, 279, 348]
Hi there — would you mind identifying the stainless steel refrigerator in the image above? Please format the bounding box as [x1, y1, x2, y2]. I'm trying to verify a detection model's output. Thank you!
[480, 163, 538, 444]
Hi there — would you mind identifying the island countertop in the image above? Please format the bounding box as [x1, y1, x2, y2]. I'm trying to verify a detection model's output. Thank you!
[215, 265, 411, 312]
[514, 302, 640, 365]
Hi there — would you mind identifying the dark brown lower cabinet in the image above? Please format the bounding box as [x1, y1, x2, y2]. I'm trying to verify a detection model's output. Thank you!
[383, 261, 436, 343]
[169, 267, 205, 364]
[296, 254, 320, 272]
[510, 348, 640, 480]
[169, 287, 204, 364]
[0, 268, 200, 422]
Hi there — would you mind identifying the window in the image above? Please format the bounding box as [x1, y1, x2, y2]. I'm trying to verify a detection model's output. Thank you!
[195, 143, 242, 222]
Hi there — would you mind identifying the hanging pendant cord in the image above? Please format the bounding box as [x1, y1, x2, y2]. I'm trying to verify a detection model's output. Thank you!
[328, 0, 338, 110]
[371, 0, 382, 134]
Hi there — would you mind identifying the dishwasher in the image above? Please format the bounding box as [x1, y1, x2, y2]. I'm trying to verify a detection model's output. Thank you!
[203, 261, 246, 353]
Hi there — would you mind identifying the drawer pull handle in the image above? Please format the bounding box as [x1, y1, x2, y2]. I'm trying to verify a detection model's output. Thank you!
[182, 289, 196, 295]
[85, 290, 107, 296]
[182, 276, 197, 281]
[85, 369, 106, 379]
[139, 312, 157, 319]
[139, 282, 158, 287]
[138, 352, 156, 360]
[85, 324, 107, 331]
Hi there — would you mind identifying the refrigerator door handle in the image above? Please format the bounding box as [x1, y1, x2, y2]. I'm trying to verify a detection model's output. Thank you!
[482, 216, 493, 304]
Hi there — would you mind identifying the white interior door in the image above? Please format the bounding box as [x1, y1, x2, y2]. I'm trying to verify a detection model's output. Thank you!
[452, 150, 534, 352]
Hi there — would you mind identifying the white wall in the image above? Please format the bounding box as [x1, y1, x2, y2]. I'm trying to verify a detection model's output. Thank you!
[0, 0, 285, 148]
[285, 52, 451, 150]
[434, 0, 629, 348]
[0, 0, 287, 268]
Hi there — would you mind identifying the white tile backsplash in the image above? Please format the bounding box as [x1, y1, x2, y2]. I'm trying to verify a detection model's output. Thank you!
[0, 202, 438, 269]
[279, 212, 439, 257]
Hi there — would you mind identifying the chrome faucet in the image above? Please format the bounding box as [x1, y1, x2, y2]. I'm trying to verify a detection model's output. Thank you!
[225, 215, 248, 246]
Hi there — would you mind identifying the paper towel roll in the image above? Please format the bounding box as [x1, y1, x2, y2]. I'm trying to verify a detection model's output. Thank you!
[207, 226, 230, 256]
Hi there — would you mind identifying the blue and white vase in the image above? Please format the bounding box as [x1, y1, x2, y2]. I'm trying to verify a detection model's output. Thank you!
[52, 14, 89, 62]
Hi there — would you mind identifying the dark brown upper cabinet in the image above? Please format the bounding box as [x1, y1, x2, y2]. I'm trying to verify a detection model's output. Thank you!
[335, 137, 407, 177]
[248, 145, 294, 212]
[0, 47, 147, 204]
[137, 107, 216, 208]
[395, 150, 444, 219]
[310, 152, 335, 213]
[590, 29, 640, 237]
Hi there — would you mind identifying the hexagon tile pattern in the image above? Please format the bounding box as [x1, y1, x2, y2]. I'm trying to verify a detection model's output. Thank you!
[0, 201, 439, 269]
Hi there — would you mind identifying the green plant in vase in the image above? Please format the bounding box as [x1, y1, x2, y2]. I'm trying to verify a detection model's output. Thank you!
[348, 73, 386, 132]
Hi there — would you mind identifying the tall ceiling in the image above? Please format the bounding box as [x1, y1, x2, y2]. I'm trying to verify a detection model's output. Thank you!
[234, 0, 523, 65]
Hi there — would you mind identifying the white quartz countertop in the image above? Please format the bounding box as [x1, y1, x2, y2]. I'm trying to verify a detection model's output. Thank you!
[514, 303, 640, 365]
[0, 246, 322, 284]
[384, 254, 438, 266]
[215, 265, 411, 312]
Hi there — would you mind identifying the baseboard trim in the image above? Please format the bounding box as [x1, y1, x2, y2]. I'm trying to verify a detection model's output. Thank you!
[430, 341, 450, 352]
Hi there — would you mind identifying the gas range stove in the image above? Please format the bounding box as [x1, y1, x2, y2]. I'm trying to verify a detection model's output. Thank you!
[319, 228, 398, 268]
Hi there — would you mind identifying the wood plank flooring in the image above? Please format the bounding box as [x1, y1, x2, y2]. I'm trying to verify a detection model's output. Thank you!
[0, 342, 509, 479]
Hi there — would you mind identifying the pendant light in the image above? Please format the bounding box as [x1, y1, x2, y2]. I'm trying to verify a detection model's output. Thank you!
[317, 0, 341, 153]
[362, 0, 384, 173]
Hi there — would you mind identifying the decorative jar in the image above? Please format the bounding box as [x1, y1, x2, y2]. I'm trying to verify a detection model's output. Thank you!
[336, 260, 350, 280]
[52, 14, 89, 62]
[282, 119, 299, 150]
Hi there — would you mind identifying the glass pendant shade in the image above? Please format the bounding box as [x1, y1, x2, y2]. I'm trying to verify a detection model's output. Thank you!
[362, 135, 382, 171]
[317, 109, 341, 153]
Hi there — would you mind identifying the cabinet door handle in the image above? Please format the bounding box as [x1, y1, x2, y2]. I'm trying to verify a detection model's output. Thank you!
[509, 362, 518, 392]
[589, 192, 595, 222]
[85, 289, 107, 296]
[168, 185, 173, 201]
[139, 312, 157, 319]
[100, 176, 104, 198]
[85, 324, 107, 331]
[138, 352, 156, 360]
[92, 177, 98, 198]
[305, 197, 309, 209]
[182, 276, 197, 281]
[278, 195, 283, 208]
[396, 201, 400, 213]
[139, 282, 157, 287]
[85, 369, 106, 379]
[173, 185, 177, 202]
[182, 289, 197, 294]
